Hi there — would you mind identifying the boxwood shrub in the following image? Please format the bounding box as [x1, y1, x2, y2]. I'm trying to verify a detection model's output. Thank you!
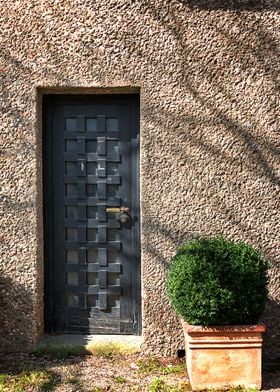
[166, 236, 268, 325]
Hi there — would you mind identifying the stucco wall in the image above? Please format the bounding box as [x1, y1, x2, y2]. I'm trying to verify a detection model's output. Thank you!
[0, 0, 279, 358]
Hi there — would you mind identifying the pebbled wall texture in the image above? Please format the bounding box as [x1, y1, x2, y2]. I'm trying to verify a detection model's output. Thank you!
[0, 0, 279, 359]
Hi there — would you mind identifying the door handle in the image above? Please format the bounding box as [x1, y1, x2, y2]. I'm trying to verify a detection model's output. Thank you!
[106, 206, 130, 213]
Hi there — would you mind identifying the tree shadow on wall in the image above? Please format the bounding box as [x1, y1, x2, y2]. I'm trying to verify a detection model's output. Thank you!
[0, 275, 36, 351]
[142, 1, 280, 200]
[178, 0, 280, 10]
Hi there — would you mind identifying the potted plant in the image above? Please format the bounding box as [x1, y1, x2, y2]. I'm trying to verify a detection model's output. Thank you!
[167, 236, 268, 390]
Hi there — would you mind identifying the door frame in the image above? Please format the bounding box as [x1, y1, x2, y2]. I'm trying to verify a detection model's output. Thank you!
[42, 93, 141, 335]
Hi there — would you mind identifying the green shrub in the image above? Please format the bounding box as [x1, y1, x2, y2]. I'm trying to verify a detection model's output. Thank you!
[166, 236, 268, 325]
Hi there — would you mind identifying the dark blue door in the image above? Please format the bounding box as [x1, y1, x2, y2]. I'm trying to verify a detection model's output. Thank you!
[44, 95, 140, 334]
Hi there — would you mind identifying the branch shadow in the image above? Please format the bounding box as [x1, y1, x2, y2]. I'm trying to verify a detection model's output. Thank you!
[0, 276, 35, 351]
[178, 0, 280, 11]
[140, 2, 280, 188]
[144, 99, 280, 189]
[0, 278, 90, 388]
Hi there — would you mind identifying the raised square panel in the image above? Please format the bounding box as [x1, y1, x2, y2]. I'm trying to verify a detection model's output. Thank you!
[106, 118, 118, 132]
[108, 295, 120, 309]
[108, 272, 120, 285]
[87, 294, 97, 307]
[65, 118, 77, 131]
[97, 182, 106, 199]
[87, 272, 98, 285]
[66, 184, 78, 196]
[66, 228, 78, 241]
[98, 248, 107, 266]
[87, 228, 97, 241]
[66, 250, 78, 264]
[78, 226, 86, 243]
[78, 183, 86, 198]
[99, 292, 107, 310]
[77, 115, 86, 132]
[87, 162, 97, 175]
[107, 185, 119, 198]
[107, 140, 118, 153]
[65, 140, 77, 152]
[86, 118, 97, 131]
[108, 228, 119, 241]
[98, 270, 107, 289]
[97, 115, 105, 133]
[78, 247, 87, 265]
[108, 250, 119, 263]
[86, 140, 97, 153]
[98, 204, 107, 222]
[78, 204, 86, 220]
[66, 162, 77, 175]
[88, 249, 98, 263]
[107, 162, 119, 175]
[66, 206, 78, 219]
[97, 137, 106, 155]
[97, 159, 106, 178]
[67, 272, 78, 286]
[77, 137, 85, 154]
[98, 226, 107, 243]
[86, 184, 97, 197]
[77, 159, 86, 176]
[87, 206, 98, 219]
[67, 293, 79, 307]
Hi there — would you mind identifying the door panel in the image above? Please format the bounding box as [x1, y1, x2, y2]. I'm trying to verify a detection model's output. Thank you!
[43, 95, 140, 334]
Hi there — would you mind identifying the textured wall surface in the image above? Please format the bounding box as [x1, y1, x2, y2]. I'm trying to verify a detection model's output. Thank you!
[0, 0, 279, 358]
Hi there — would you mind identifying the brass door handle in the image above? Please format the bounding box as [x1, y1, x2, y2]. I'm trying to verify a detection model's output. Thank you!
[106, 206, 130, 213]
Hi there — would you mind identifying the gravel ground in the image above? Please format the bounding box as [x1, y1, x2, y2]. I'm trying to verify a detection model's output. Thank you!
[0, 353, 279, 391]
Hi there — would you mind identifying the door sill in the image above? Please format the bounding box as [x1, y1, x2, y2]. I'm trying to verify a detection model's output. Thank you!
[38, 334, 142, 354]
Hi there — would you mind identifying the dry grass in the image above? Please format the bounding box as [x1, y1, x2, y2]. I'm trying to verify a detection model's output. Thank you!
[0, 350, 279, 392]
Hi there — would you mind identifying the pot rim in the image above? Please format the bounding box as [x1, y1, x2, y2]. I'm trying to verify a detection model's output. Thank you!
[180, 320, 266, 333]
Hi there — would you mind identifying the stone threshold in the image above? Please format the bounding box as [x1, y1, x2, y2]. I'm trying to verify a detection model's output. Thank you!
[38, 334, 143, 352]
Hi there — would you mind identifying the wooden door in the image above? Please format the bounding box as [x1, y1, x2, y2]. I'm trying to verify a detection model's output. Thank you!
[43, 95, 140, 334]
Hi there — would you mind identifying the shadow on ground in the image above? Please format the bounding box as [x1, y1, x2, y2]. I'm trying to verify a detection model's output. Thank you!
[0, 352, 189, 391]
[178, 0, 280, 10]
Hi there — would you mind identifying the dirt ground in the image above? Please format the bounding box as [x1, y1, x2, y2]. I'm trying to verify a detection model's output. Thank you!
[0, 352, 279, 392]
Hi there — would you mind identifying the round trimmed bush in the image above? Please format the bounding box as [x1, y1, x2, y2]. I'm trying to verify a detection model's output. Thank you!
[166, 236, 268, 325]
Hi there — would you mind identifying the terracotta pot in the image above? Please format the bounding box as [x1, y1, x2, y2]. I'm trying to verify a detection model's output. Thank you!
[181, 321, 266, 390]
